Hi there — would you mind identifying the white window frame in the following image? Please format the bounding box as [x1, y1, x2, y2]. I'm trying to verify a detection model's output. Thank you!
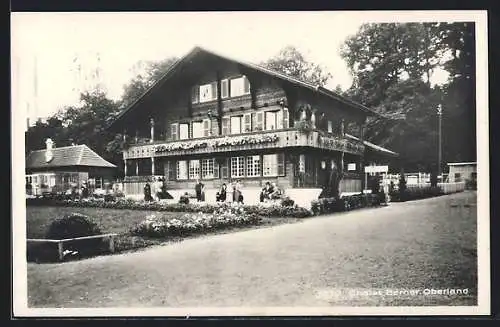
[202, 119, 211, 137]
[263, 154, 278, 177]
[189, 160, 200, 180]
[192, 121, 204, 139]
[231, 156, 245, 178]
[230, 76, 250, 97]
[243, 113, 252, 133]
[246, 155, 261, 177]
[177, 160, 188, 180]
[327, 120, 333, 133]
[201, 159, 215, 179]
[199, 82, 217, 103]
[265, 111, 277, 131]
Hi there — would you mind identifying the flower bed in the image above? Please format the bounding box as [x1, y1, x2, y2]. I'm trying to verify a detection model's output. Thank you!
[26, 197, 312, 218]
[130, 204, 262, 238]
[311, 193, 382, 215]
[390, 186, 444, 202]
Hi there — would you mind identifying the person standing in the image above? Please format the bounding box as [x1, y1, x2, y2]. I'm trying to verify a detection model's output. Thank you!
[195, 179, 204, 202]
[216, 183, 227, 202]
[235, 179, 243, 203]
[144, 182, 153, 202]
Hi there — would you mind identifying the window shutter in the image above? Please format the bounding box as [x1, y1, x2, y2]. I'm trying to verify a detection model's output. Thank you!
[221, 158, 229, 179]
[222, 117, 230, 135]
[211, 82, 217, 100]
[211, 118, 219, 136]
[277, 153, 285, 176]
[276, 110, 283, 129]
[283, 108, 289, 128]
[171, 123, 178, 141]
[165, 161, 176, 181]
[191, 86, 199, 103]
[243, 113, 252, 133]
[243, 76, 251, 94]
[221, 79, 229, 99]
[214, 159, 220, 178]
[188, 122, 193, 139]
[203, 119, 210, 137]
[256, 112, 264, 130]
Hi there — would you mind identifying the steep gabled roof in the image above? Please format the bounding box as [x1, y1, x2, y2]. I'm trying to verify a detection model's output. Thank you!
[26, 144, 117, 170]
[108, 46, 384, 131]
[345, 133, 399, 157]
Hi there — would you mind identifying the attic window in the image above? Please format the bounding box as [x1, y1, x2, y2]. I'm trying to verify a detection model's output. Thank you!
[230, 76, 250, 97]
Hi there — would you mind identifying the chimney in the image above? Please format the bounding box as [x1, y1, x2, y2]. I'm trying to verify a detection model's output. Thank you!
[45, 138, 54, 163]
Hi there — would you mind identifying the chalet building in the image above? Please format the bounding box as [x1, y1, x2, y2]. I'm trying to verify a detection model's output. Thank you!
[25, 139, 117, 196]
[107, 47, 398, 205]
[447, 162, 477, 183]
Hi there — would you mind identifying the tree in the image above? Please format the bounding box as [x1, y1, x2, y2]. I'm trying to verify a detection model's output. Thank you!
[340, 22, 474, 171]
[261, 46, 332, 86]
[120, 57, 179, 108]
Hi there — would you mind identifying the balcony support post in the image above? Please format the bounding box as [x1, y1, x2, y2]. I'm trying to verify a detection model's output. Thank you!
[151, 157, 155, 176]
[135, 160, 139, 176]
[124, 159, 127, 177]
[150, 118, 155, 143]
[359, 121, 366, 191]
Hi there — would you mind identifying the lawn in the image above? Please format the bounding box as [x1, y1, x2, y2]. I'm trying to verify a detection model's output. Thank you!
[26, 205, 305, 260]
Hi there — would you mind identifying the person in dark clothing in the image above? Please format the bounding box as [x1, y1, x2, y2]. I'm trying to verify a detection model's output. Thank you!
[216, 183, 227, 202]
[260, 182, 273, 202]
[144, 182, 153, 202]
[195, 179, 204, 202]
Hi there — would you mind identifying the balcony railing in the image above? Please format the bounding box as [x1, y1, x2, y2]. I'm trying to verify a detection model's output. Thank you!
[123, 129, 365, 159]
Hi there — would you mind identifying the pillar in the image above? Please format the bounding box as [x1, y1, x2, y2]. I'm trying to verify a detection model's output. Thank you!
[340, 119, 345, 136]
[135, 160, 139, 176]
[135, 130, 139, 144]
[150, 118, 155, 143]
[124, 159, 127, 177]
[151, 157, 155, 176]
[360, 122, 366, 191]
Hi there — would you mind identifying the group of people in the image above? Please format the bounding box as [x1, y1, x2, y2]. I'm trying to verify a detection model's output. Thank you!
[259, 181, 283, 202]
[215, 180, 244, 203]
[144, 177, 167, 202]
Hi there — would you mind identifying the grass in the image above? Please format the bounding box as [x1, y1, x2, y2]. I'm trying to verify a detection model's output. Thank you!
[26, 191, 478, 308]
[26, 206, 305, 261]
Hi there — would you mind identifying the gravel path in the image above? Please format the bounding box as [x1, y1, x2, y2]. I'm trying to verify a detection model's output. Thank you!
[27, 191, 477, 307]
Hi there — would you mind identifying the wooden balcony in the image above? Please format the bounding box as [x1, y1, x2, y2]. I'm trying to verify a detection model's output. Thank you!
[123, 129, 365, 159]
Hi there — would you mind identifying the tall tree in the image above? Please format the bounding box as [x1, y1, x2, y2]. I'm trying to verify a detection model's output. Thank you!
[340, 22, 474, 171]
[120, 57, 179, 108]
[261, 46, 332, 86]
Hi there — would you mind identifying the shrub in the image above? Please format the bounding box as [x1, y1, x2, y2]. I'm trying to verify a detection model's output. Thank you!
[280, 196, 295, 207]
[390, 186, 444, 202]
[43, 213, 105, 260]
[310, 193, 382, 215]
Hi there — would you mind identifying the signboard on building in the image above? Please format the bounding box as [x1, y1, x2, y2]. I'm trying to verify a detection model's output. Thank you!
[347, 163, 357, 171]
[364, 165, 389, 173]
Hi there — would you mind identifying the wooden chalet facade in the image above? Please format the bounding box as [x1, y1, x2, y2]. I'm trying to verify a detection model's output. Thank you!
[108, 47, 397, 203]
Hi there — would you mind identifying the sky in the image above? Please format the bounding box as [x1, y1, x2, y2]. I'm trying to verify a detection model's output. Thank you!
[11, 11, 480, 124]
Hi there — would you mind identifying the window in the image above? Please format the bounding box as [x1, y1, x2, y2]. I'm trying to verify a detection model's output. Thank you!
[177, 161, 188, 180]
[230, 116, 242, 135]
[192, 121, 203, 138]
[221, 117, 230, 135]
[230, 76, 250, 97]
[179, 123, 189, 140]
[243, 113, 252, 133]
[221, 79, 229, 99]
[231, 157, 245, 178]
[189, 160, 200, 179]
[246, 155, 261, 177]
[265, 111, 277, 131]
[199, 82, 217, 103]
[252, 112, 264, 131]
[263, 153, 285, 177]
[327, 121, 333, 133]
[220, 158, 229, 178]
[201, 159, 215, 179]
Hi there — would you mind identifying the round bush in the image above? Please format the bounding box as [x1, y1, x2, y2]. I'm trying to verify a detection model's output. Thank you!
[46, 213, 101, 240]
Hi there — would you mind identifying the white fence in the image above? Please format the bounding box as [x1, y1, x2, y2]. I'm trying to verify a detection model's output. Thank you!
[404, 181, 466, 194]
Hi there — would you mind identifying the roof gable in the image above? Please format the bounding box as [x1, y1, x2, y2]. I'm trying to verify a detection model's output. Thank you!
[107, 46, 383, 131]
[26, 144, 117, 170]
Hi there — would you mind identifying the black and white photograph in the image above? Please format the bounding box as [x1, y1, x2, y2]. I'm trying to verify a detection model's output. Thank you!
[11, 10, 489, 316]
